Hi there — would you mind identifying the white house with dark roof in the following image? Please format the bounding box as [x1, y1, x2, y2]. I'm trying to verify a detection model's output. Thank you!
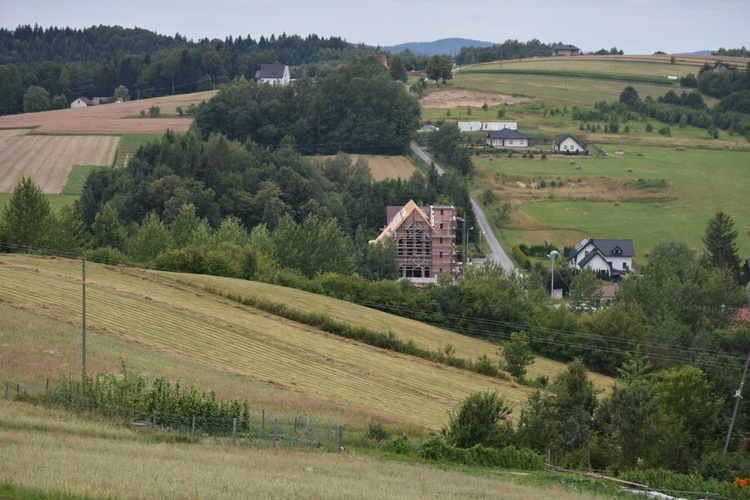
[255, 64, 290, 85]
[486, 129, 533, 149]
[553, 134, 587, 153]
[553, 44, 581, 56]
[568, 238, 634, 275]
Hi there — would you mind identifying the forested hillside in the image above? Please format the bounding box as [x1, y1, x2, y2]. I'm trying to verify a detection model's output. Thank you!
[0, 25, 425, 116]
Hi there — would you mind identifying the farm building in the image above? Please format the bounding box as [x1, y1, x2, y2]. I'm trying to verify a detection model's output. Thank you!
[553, 134, 587, 153]
[568, 238, 634, 276]
[458, 121, 517, 132]
[485, 129, 533, 149]
[372, 200, 457, 283]
[70, 97, 107, 108]
[553, 44, 581, 56]
[255, 64, 291, 85]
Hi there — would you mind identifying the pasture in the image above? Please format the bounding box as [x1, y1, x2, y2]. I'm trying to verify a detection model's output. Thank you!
[473, 146, 750, 259]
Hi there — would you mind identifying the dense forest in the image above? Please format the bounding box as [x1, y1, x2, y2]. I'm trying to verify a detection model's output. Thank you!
[0, 24, 433, 116]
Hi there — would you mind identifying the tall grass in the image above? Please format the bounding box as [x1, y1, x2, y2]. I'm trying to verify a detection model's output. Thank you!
[0, 399, 614, 500]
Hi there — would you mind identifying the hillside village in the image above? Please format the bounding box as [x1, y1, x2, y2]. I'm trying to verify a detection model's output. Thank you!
[1, 24, 750, 499]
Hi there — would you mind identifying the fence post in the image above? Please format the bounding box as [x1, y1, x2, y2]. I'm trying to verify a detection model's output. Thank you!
[232, 418, 237, 446]
[262, 409, 265, 431]
[337, 424, 343, 452]
[191, 416, 196, 439]
[293, 416, 297, 434]
[45, 378, 50, 393]
[152, 410, 156, 426]
[273, 419, 278, 446]
[303, 417, 310, 434]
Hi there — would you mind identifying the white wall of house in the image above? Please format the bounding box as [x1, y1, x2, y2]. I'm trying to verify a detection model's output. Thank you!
[556, 137, 585, 152]
[70, 98, 88, 109]
[486, 138, 529, 148]
[260, 66, 291, 85]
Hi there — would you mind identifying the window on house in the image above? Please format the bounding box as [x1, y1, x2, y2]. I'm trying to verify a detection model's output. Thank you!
[623, 262, 628, 270]
[508, 140, 514, 145]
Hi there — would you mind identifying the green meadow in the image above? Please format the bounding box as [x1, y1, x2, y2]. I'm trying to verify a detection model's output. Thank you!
[473, 146, 750, 259]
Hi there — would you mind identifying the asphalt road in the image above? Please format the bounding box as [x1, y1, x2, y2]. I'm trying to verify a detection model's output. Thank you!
[410, 141, 516, 274]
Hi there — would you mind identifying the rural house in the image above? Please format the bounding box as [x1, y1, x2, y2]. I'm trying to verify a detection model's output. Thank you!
[255, 64, 291, 85]
[486, 129, 534, 149]
[553, 134, 587, 153]
[553, 44, 581, 56]
[71, 97, 107, 108]
[372, 200, 457, 283]
[568, 238, 634, 276]
[458, 121, 517, 132]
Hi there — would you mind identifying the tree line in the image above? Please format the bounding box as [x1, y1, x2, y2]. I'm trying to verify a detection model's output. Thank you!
[0, 25, 435, 117]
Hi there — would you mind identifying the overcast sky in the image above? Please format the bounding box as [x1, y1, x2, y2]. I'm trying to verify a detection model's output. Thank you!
[2, 0, 748, 55]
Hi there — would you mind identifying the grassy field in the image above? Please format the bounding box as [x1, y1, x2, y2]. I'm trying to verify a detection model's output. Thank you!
[0, 254, 613, 433]
[471, 146, 750, 259]
[0, 399, 620, 500]
[114, 134, 160, 167]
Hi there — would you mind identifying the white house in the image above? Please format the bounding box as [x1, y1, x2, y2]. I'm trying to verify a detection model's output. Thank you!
[553, 134, 587, 153]
[255, 64, 290, 85]
[486, 129, 533, 149]
[458, 121, 483, 132]
[568, 238, 634, 275]
[70, 97, 94, 108]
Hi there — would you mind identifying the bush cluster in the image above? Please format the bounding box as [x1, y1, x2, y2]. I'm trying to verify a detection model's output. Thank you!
[418, 437, 544, 470]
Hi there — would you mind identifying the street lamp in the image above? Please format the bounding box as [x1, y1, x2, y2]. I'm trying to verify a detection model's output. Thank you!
[548, 250, 561, 300]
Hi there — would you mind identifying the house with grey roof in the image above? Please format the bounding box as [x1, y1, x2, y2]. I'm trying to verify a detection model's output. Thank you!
[553, 44, 581, 56]
[553, 134, 587, 153]
[255, 64, 290, 85]
[486, 129, 534, 149]
[568, 238, 634, 276]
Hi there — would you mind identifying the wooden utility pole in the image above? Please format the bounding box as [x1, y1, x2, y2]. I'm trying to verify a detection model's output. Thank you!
[82, 252, 87, 372]
[723, 350, 750, 456]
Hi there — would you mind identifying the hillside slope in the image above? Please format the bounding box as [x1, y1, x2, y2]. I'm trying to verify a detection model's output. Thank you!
[0, 254, 612, 430]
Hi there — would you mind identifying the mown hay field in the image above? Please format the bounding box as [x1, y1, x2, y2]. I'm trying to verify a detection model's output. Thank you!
[0, 92, 214, 135]
[0, 129, 119, 193]
[0, 254, 609, 430]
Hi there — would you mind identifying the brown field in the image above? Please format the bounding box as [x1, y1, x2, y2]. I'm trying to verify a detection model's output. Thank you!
[0, 129, 119, 193]
[421, 90, 533, 109]
[354, 154, 418, 180]
[0, 91, 215, 135]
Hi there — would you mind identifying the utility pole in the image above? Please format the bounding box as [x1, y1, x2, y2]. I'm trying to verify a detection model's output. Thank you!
[548, 250, 561, 300]
[456, 216, 466, 275]
[82, 252, 87, 372]
[723, 349, 750, 456]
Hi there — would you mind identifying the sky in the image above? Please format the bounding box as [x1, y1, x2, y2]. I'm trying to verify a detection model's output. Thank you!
[1, 0, 748, 55]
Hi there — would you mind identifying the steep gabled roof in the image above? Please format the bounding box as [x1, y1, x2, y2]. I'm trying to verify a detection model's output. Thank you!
[375, 200, 435, 244]
[553, 133, 585, 147]
[256, 63, 288, 79]
[568, 238, 634, 259]
[554, 44, 580, 51]
[486, 129, 533, 140]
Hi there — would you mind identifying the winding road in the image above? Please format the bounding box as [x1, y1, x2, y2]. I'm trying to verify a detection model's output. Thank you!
[410, 142, 516, 274]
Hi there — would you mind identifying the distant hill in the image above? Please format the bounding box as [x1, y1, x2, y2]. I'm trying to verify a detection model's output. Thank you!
[382, 38, 494, 56]
[680, 50, 713, 56]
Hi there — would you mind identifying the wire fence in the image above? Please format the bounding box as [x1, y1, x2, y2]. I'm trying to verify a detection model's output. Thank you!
[3, 379, 349, 451]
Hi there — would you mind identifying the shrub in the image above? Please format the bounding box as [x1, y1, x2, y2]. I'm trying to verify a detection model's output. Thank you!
[367, 419, 390, 442]
[442, 391, 513, 449]
[512, 245, 531, 270]
[87, 246, 131, 266]
[148, 105, 161, 117]
[385, 435, 411, 455]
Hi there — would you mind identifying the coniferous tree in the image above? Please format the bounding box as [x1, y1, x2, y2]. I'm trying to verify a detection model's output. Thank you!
[1, 175, 54, 250]
[702, 211, 741, 282]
